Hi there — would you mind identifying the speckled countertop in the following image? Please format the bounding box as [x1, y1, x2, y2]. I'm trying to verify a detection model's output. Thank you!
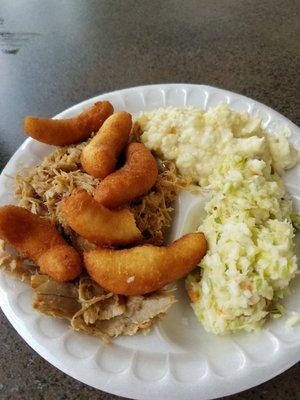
[0, 1, 299, 399]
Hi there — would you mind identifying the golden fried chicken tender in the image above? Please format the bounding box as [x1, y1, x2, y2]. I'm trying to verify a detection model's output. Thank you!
[81, 112, 132, 178]
[61, 191, 142, 246]
[24, 101, 113, 146]
[94, 142, 158, 208]
[84, 233, 207, 295]
[0, 206, 82, 281]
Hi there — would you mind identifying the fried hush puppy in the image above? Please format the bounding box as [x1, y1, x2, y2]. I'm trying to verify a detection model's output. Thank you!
[94, 142, 158, 208]
[24, 101, 113, 146]
[61, 191, 142, 246]
[81, 112, 132, 178]
[84, 232, 207, 295]
[0, 206, 82, 281]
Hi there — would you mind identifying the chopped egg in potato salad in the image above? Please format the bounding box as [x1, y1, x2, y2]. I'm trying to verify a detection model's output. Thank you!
[137, 104, 300, 334]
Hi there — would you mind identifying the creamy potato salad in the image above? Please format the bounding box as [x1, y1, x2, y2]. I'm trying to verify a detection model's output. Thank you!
[137, 104, 300, 334]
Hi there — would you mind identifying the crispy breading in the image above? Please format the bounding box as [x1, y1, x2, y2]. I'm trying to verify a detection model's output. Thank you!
[0, 205, 82, 281]
[81, 112, 132, 178]
[61, 191, 142, 246]
[94, 142, 158, 208]
[84, 233, 207, 295]
[24, 101, 113, 146]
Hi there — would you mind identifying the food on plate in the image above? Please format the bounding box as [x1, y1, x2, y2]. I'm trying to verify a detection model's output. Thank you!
[138, 103, 300, 334]
[0, 206, 81, 281]
[186, 154, 297, 333]
[74, 291, 176, 341]
[129, 161, 182, 245]
[81, 112, 132, 178]
[61, 190, 142, 246]
[0, 239, 36, 283]
[94, 142, 158, 208]
[15, 140, 101, 225]
[15, 139, 180, 243]
[0, 125, 180, 341]
[3, 98, 298, 341]
[32, 274, 81, 319]
[70, 277, 176, 341]
[0, 245, 175, 341]
[139, 104, 300, 186]
[24, 101, 114, 146]
[84, 232, 207, 295]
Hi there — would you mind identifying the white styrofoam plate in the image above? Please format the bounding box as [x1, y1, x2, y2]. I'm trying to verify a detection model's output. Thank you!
[0, 84, 299, 400]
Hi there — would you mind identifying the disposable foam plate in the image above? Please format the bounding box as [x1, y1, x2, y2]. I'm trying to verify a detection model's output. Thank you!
[0, 84, 299, 400]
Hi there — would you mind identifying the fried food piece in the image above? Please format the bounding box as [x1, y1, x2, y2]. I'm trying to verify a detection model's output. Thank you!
[84, 232, 207, 295]
[94, 142, 158, 208]
[61, 191, 142, 246]
[0, 205, 82, 281]
[24, 101, 114, 146]
[81, 112, 132, 178]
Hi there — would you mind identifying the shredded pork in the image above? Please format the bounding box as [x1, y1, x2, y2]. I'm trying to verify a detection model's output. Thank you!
[0, 137, 181, 341]
[0, 239, 176, 341]
[15, 139, 182, 244]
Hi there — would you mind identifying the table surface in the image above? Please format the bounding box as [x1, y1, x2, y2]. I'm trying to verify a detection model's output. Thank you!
[0, 0, 299, 399]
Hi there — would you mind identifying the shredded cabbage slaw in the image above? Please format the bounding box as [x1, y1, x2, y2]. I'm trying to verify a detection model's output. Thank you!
[186, 155, 297, 333]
